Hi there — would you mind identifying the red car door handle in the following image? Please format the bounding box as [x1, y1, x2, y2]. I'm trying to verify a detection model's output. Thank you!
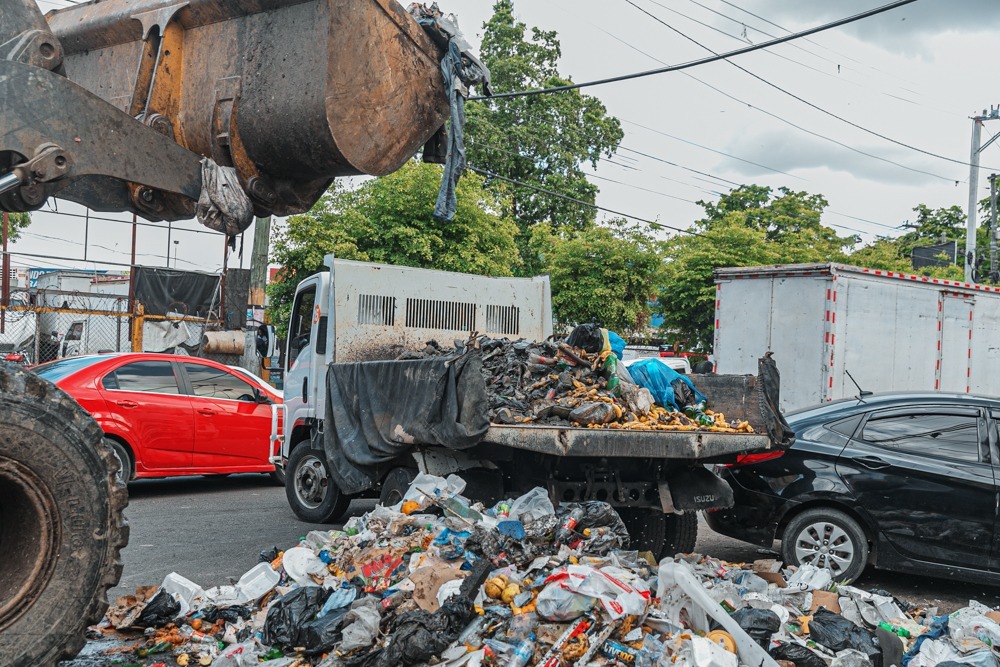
[116, 400, 139, 408]
[197, 408, 216, 416]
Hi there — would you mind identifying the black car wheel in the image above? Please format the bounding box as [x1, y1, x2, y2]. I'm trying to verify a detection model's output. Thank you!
[782, 508, 868, 583]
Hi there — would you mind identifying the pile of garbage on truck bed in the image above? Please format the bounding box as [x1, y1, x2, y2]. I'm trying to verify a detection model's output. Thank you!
[401, 324, 754, 433]
[78, 475, 1000, 667]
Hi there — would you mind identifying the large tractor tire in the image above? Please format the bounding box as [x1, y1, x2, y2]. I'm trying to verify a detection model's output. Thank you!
[0, 362, 129, 666]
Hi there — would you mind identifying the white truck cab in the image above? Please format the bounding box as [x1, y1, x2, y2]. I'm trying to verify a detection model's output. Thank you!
[271, 257, 552, 518]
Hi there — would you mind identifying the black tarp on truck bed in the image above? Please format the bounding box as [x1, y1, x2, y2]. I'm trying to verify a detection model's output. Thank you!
[323, 352, 489, 495]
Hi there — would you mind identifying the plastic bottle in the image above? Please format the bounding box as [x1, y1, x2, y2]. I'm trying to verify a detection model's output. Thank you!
[458, 616, 489, 647]
[554, 507, 586, 545]
[506, 634, 536, 667]
[877, 622, 911, 638]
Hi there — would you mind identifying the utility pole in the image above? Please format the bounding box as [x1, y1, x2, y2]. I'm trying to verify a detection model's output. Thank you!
[247, 215, 272, 379]
[991, 173, 998, 281]
[966, 108, 1000, 282]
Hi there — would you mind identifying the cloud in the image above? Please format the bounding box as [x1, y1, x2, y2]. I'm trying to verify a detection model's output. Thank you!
[744, 0, 1000, 54]
[718, 129, 960, 187]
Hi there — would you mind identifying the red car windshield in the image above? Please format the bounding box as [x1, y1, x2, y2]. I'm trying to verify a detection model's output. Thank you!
[33, 356, 109, 383]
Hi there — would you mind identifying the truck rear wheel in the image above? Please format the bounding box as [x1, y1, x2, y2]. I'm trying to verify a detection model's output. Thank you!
[379, 467, 417, 507]
[0, 362, 129, 666]
[286, 445, 352, 523]
[620, 509, 697, 560]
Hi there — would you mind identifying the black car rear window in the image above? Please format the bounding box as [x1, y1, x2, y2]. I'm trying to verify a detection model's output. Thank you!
[861, 412, 980, 462]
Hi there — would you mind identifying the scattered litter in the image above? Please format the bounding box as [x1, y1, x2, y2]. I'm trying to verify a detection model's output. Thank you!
[79, 475, 1000, 667]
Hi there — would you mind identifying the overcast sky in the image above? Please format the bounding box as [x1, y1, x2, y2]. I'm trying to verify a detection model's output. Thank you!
[17, 0, 1000, 278]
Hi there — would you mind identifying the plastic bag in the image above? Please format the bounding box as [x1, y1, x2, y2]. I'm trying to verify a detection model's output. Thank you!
[536, 581, 595, 621]
[538, 565, 650, 621]
[340, 597, 382, 652]
[509, 487, 554, 523]
[830, 650, 873, 667]
[627, 359, 707, 410]
[808, 609, 880, 663]
[785, 563, 833, 591]
[299, 605, 351, 656]
[731, 608, 780, 648]
[262, 586, 331, 649]
[607, 330, 626, 360]
[769, 641, 826, 667]
[569, 402, 617, 426]
[560, 502, 630, 553]
[402, 473, 468, 510]
[565, 324, 604, 353]
[136, 588, 181, 627]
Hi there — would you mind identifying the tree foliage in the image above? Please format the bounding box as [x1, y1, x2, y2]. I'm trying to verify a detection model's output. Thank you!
[466, 0, 623, 271]
[847, 204, 971, 280]
[3, 212, 30, 241]
[660, 186, 853, 350]
[530, 219, 667, 336]
[266, 161, 520, 335]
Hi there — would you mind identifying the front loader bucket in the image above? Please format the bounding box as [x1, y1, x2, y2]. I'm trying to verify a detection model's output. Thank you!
[44, 0, 449, 217]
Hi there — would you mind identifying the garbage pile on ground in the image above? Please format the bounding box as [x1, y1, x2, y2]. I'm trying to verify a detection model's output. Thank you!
[400, 324, 754, 433]
[80, 474, 1000, 667]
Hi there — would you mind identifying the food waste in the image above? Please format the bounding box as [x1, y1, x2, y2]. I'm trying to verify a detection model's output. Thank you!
[409, 337, 754, 434]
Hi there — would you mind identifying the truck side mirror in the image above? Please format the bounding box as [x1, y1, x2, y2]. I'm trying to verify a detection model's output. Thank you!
[256, 324, 276, 359]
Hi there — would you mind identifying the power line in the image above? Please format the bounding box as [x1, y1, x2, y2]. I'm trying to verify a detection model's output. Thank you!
[623, 0, 976, 180]
[470, 0, 918, 101]
[469, 166, 703, 237]
[623, 119, 805, 180]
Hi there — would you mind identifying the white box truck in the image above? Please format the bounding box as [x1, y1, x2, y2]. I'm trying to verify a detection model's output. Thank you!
[714, 262, 1000, 412]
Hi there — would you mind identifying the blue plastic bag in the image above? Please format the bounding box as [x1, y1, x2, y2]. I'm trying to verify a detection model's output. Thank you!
[627, 359, 707, 411]
[607, 331, 626, 361]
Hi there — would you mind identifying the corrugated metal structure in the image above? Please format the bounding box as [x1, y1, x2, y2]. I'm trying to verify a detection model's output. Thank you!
[328, 258, 553, 362]
[714, 263, 1000, 412]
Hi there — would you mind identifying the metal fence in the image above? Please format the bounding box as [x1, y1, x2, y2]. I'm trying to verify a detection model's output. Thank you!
[0, 288, 227, 365]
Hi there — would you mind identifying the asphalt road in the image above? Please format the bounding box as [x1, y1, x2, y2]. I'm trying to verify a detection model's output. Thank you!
[113, 474, 1000, 614]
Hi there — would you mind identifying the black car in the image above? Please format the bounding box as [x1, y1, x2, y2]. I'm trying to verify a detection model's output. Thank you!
[706, 392, 1000, 584]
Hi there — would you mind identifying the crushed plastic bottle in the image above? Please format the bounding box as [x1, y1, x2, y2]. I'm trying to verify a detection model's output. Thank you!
[505, 634, 536, 667]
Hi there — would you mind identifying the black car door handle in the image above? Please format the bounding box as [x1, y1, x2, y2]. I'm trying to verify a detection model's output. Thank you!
[853, 455, 891, 470]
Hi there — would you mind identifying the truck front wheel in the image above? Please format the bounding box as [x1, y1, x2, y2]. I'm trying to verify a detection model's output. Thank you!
[620, 509, 697, 560]
[285, 446, 352, 523]
[0, 362, 129, 666]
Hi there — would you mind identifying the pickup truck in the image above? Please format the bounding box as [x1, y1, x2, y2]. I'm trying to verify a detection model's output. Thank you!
[265, 257, 791, 557]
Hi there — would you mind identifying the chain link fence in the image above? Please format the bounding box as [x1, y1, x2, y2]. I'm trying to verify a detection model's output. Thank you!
[0, 288, 227, 366]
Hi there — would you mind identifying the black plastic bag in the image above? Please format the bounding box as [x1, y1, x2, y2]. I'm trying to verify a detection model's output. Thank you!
[262, 586, 331, 649]
[300, 606, 351, 656]
[732, 608, 781, 648]
[201, 604, 252, 624]
[136, 588, 181, 628]
[809, 608, 881, 665]
[565, 324, 603, 353]
[557, 502, 630, 553]
[769, 641, 826, 667]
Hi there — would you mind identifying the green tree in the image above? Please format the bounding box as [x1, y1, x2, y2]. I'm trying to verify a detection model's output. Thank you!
[466, 1, 623, 272]
[3, 212, 30, 241]
[266, 161, 520, 335]
[530, 219, 666, 336]
[660, 185, 853, 350]
[847, 204, 970, 280]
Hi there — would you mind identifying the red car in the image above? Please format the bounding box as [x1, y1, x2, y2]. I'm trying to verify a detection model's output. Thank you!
[32, 353, 283, 483]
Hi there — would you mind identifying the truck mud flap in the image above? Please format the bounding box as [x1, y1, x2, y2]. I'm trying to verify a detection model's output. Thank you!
[662, 467, 734, 512]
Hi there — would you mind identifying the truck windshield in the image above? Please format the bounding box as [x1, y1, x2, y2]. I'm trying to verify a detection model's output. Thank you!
[32, 356, 107, 383]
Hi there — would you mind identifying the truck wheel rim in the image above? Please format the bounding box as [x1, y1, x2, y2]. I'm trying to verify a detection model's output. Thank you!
[793, 521, 855, 577]
[294, 454, 329, 510]
[0, 457, 60, 631]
